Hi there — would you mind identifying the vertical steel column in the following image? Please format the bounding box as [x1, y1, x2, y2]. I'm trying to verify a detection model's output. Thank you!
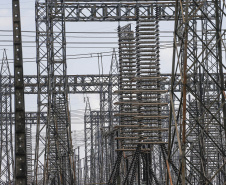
[12, 0, 27, 184]
[35, 0, 49, 183]
[26, 123, 33, 184]
[102, 50, 119, 183]
[109, 48, 119, 149]
[181, 0, 189, 184]
[215, 0, 226, 182]
[169, 0, 225, 184]
[0, 50, 14, 184]
[43, 0, 75, 184]
[84, 98, 91, 184]
[99, 64, 108, 184]
[92, 111, 100, 183]
[89, 111, 95, 183]
[74, 147, 80, 185]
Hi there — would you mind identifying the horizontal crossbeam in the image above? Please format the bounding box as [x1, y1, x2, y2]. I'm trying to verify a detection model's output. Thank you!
[0, 112, 47, 124]
[37, 1, 215, 22]
[1, 73, 223, 94]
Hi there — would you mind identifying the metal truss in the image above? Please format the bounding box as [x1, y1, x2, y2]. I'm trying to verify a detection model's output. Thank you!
[84, 98, 91, 184]
[8, 75, 114, 94]
[36, 0, 216, 22]
[45, 0, 75, 184]
[35, 0, 75, 184]
[26, 123, 33, 184]
[168, 0, 226, 184]
[99, 49, 119, 183]
[84, 107, 119, 184]
[32, 0, 226, 184]
[5, 73, 225, 94]
[34, 0, 50, 179]
[0, 74, 161, 94]
[0, 50, 14, 184]
[74, 147, 82, 185]
[84, 98, 107, 184]
[72, 131, 84, 184]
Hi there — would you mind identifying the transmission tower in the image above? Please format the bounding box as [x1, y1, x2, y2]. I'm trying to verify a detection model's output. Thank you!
[84, 97, 91, 184]
[169, 0, 226, 184]
[32, 0, 226, 184]
[35, 0, 75, 184]
[0, 50, 14, 184]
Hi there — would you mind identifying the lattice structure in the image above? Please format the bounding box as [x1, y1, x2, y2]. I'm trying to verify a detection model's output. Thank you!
[100, 50, 119, 183]
[84, 104, 104, 184]
[0, 50, 14, 184]
[109, 5, 169, 182]
[0, 73, 190, 94]
[84, 100, 119, 184]
[31, 1, 226, 184]
[26, 123, 33, 184]
[92, 111, 102, 183]
[72, 131, 84, 183]
[45, 0, 75, 184]
[34, 0, 49, 182]
[35, 0, 75, 184]
[83, 50, 120, 184]
[168, 0, 226, 184]
[74, 147, 82, 185]
[84, 98, 92, 184]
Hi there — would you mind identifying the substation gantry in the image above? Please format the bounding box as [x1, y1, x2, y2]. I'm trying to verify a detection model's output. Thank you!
[0, 0, 225, 184]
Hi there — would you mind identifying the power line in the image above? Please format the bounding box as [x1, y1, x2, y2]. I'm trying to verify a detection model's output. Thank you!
[0, 40, 177, 44]
[0, 29, 176, 34]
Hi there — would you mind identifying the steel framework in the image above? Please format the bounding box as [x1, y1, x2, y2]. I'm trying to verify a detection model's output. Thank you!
[0, 50, 14, 184]
[108, 4, 170, 182]
[1, 0, 225, 184]
[168, 0, 226, 184]
[83, 50, 119, 184]
[35, 0, 75, 184]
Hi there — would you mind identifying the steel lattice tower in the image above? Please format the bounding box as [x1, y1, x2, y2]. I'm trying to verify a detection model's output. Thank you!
[35, 0, 75, 184]
[83, 50, 119, 184]
[84, 97, 91, 184]
[32, 0, 226, 184]
[44, 0, 75, 184]
[0, 50, 14, 184]
[168, 0, 226, 184]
